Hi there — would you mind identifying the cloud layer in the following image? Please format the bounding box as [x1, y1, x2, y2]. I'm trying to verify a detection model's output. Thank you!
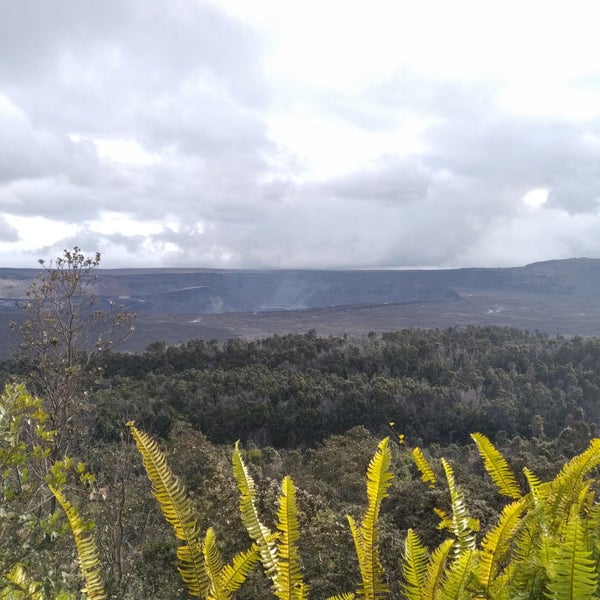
[2, 0, 600, 268]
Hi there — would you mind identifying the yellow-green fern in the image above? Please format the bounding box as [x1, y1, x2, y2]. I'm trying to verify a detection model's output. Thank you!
[546, 510, 597, 600]
[49, 485, 106, 600]
[420, 539, 455, 600]
[275, 476, 308, 600]
[438, 549, 475, 600]
[203, 528, 229, 600]
[402, 529, 429, 600]
[1, 564, 46, 600]
[412, 447, 436, 489]
[232, 442, 279, 582]
[471, 433, 521, 499]
[203, 528, 259, 600]
[128, 422, 208, 597]
[218, 543, 261, 596]
[477, 499, 526, 592]
[348, 437, 392, 600]
[548, 438, 600, 526]
[440, 459, 478, 555]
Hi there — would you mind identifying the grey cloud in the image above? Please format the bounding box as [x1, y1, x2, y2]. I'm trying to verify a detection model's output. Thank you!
[362, 73, 600, 215]
[325, 155, 431, 203]
[426, 115, 600, 199]
[1, 0, 266, 132]
[0, 172, 133, 222]
[363, 70, 499, 123]
[0, 1, 302, 265]
[0, 215, 18, 241]
[0, 101, 102, 186]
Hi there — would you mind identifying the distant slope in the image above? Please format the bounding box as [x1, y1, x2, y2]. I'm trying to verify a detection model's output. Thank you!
[1, 258, 600, 353]
[3, 258, 599, 314]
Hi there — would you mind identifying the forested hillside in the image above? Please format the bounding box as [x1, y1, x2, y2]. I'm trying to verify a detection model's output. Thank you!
[89, 327, 598, 452]
[3, 326, 600, 598]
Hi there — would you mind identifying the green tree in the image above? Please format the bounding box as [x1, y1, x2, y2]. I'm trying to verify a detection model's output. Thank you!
[12, 247, 135, 456]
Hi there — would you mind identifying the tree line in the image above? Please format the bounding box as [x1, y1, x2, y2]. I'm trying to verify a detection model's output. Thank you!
[85, 326, 599, 453]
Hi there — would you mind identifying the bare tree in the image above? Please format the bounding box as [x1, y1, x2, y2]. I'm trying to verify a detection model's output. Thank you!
[12, 247, 136, 456]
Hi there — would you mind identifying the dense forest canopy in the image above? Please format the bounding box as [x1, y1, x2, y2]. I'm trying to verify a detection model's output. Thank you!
[69, 326, 599, 452]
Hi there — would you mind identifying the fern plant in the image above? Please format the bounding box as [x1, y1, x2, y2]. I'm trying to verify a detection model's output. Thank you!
[128, 422, 263, 599]
[42, 420, 600, 600]
[129, 426, 395, 600]
[274, 476, 308, 600]
[402, 433, 600, 600]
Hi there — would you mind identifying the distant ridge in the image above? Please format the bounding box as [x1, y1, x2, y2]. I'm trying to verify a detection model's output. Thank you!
[2, 258, 600, 353]
[2, 257, 600, 312]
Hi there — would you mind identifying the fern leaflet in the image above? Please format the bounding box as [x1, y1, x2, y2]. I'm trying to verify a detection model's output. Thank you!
[232, 442, 279, 581]
[49, 485, 107, 600]
[402, 529, 429, 600]
[471, 432, 521, 499]
[412, 447, 436, 489]
[275, 475, 308, 600]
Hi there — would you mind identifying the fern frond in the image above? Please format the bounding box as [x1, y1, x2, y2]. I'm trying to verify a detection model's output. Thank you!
[3, 563, 44, 600]
[128, 423, 208, 597]
[348, 514, 365, 571]
[412, 447, 436, 488]
[584, 501, 600, 555]
[546, 512, 597, 600]
[471, 432, 521, 499]
[554, 438, 600, 487]
[486, 565, 515, 600]
[523, 467, 545, 500]
[275, 475, 308, 600]
[232, 441, 278, 581]
[434, 507, 453, 532]
[203, 528, 230, 600]
[441, 459, 477, 555]
[549, 438, 600, 524]
[402, 529, 429, 600]
[478, 499, 526, 591]
[421, 539, 454, 600]
[49, 485, 107, 600]
[326, 594, 356, 600]
[509, 561, 548, 600]
[354, 437, 392, 600]
[508, 499, 554, 598]
[576, 480, 594, 513]
[219, 544, 261, 594]
[439, 549, 475, 600]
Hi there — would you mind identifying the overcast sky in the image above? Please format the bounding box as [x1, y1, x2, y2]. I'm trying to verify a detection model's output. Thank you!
[2, 1, 600, 269]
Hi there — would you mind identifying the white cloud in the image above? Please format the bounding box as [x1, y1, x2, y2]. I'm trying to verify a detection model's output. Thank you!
[523, 188, 549, 208]
[2, 215, 81, 248]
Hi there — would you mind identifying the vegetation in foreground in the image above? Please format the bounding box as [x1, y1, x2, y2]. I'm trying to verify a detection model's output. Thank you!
[5, 381, 600, 599]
